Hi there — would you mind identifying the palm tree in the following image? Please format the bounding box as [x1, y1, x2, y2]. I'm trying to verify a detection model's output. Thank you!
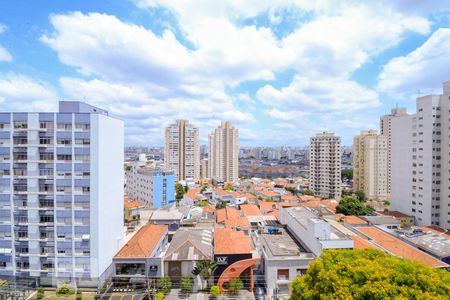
[192, 260, 218, 289]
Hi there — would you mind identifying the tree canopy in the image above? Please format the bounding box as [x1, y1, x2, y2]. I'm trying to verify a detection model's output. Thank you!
[175, 182, 185, 200]
[341, 168, 353, 180]
[335, 196, 374, 216]
[291, 248, 450, 300]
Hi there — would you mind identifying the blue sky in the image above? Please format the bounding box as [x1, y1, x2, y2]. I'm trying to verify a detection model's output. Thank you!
[0, 0, 449, 146]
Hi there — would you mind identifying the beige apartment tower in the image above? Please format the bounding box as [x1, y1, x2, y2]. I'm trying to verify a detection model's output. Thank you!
[380, 107, 408, 194]
[164, 120, 200, 181]
[208, 121, 239, 182]
[353, 130, 388, 201]
[309, 132, 341, 199]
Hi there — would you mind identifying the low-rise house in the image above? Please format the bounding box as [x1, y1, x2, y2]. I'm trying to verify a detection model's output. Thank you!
[279, 206, 354, 256]
[379, 211, 414, 227]
[164, 228, 213, 290]
[359, 215, 401, 229]
[213, 228, 258, 292]
[112, 225, 168, 283]
[149, 207, 184, 232]
[216, 206, 241, 223]
[261, 227, 315, 298]
[182, 187, 205, 206]
[259, 190, 281, 201]
[124, 196, 145, 224]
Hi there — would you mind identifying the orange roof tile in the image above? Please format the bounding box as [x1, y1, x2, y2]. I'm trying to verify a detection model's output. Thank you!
[212, 188, 230, 197]
[214, 228, 253, 254]
[357, 227, 448, 268]
[343, 216, 368, 225]
[260, 190, 280, 197]
[379, 211, 412, 218]
[186, 187, 202, 200]
[245, 193, 257, 199]
[216, 206, 241, 223]
[202, 204, 215, 214]
[240, 204, 263, 217]
[267, 210, 279, 219]
[225, 217, 251, 228]
[281, 195, 298, 202]
[259, 201, 278, 213]
[114, 225, 167, 258]
[352, 236, 378, 249]
[124, 197, 144, 209]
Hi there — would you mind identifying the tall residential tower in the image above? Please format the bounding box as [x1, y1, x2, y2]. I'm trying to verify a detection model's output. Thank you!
[391, 81, 450, 229]
[164, 120, 200, 182]
[309, 132, 341, 199]
[0, 101, 124, 286]
[353, 130, 388, 201]
[208, 121, 239, 182]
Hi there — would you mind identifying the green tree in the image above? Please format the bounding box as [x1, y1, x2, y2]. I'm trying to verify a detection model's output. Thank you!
[36, 287, 44, 300]
[224, 185, 233, 191]
[290, 248, 450, 300]
[336, 196, 374, 216]
[228, 278, 244, 295]
[157, 276, 172, 295]
[341, 168, 353, 181]
[210, 285, 220, 298]
[196, 200, 209, 207]
[180, 276, 194, 294]
[192, 260, 218, 289]
[75, 289, 82, 300]
[215, 201, 227, 210]
[56, 283, 73, 295]
[155, 292, 165, 300]
[285, 186, 297, 195]
[355, 190, 367, 201]
[300, 189, 315, 196]
[175, 183, 185, 200]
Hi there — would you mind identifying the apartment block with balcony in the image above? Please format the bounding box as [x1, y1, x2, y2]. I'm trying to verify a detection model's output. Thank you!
[0, 101, 124, 287]
[309, 132, 341, 199]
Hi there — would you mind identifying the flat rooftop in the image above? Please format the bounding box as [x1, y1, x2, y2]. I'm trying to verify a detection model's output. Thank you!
[357, 227, 448, 268]
[398, 228, 450, 258]
[285, 206, 349, 240]
[261, 228, 314, 260]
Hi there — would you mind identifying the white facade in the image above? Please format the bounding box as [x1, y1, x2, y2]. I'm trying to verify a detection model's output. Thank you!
[208, 121, 239, 182]
[0, 101, 124, 287]
[309, 132, 341, 199]
[353, 130, 388, 200]
[391, 81, 450, 229]
[164, 120, 200, 182]
[380, 108, 408, 194]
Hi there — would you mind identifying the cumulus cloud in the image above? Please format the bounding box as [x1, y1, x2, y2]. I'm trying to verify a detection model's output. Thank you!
[0, 73, 57, 111]
[257, 76, 381, 112]
[0, 24, 12, 62]
[378, 28, 450, 98]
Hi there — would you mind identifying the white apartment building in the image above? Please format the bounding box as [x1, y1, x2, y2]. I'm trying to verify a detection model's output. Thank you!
[164, 120, 200, 182]
[391, 81, 450, 229]
[380, 108, 408, 194]
[309, 132, 341, 199]
[208, 121, 239, 182]
[353, 130, 388, 201]
[0, 101, 124, 287]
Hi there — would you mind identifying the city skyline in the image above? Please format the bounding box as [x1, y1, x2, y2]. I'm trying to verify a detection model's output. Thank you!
[0, 1, 449, 146]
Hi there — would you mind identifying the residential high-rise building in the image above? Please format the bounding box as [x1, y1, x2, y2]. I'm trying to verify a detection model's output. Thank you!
[380, 107, 408, 194]
[200, 158, 209, 179]
[208, 121, 239, 182]
[0, 101, 124, 287]
[353, 130, 388, 201]
[309, 132, 341, 199]
[125, 162, 175, 208]
[391, 81, 450, 229]
[164, 120, 200, 182]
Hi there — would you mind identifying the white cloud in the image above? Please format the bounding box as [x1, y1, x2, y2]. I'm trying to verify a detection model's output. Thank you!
[378, 28, 450, 98]
[0, 73, 57, 111]
[0, 24, 12, 62]
[265, 108, 306, 121]
[257, 76, 381, 112]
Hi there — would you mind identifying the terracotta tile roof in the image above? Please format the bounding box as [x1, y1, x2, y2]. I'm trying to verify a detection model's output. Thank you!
[216, 206, 241, 223]
[352, 236, 378, 249]
[124, 197, 144, 209]
[185, 187, 203, 200]
[114, 225, 167, 258]
[214, 228, 253, 254]
[259, 201, 278, 213]
[225, 217, 251, 228]
[212, 188, 230, 197]
[240, 204, 263, 217]
[260, 190, 280, 197]
[357, 227, 448, 268]
[267, 210, 279, 219]
[298, 195, 317, 202]
[379, 211, 412, 218]
[281, 195, 298, 202]
[343, 216, 368, 225]
[278, 202, 296, 207]
[202, 204, 215, 214]
[245, 193, 257, 199]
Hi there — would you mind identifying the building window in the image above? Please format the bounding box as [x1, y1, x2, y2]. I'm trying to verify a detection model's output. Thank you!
[277, 269, 289, 280]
